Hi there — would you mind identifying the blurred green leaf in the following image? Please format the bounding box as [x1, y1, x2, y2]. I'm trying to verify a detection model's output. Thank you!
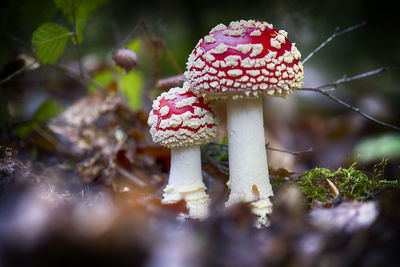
[55, 0, 108, 22]
[89, 70, 114, 93]
[119, 71, 143, 111]
[75, 0, 108, 20]
[221, 135, 228, 145]
[32, 98, 64, 122]
[354, 133, 400, 163]
[126, 38, 141, 53]
[32, 22, 70, 64]
[15, 123, 37, 140]
[72, 19, 86, 44]
[15, 98, 64, 139]
[54, 0, 81, 16]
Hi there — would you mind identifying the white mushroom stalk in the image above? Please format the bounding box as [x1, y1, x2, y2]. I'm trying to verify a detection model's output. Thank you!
[185, 20, 304, 226]
[147, 85, 217, 219]
[226, 97, 273, 224]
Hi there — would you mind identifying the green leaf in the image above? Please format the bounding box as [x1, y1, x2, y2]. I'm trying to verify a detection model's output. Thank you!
[88, 70, 114, 93]
[54, 0, 81, 16]
[75, 0, 108, 20]
[119, 71, 144, 111]
[32, 22, 71, 64]
[126, 38, 142, 53]
[55, 0, 108, 22]
[15, 98, 64, 139]
[354, 133, 400, 163]
[15, 123, 37, 140]
[32, 98, 64, 123]
[72, 19, 86, 44]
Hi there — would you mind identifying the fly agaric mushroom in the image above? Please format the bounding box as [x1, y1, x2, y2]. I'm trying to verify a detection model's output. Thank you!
[147, 84, 217, 219]
[185, 20, 304, 225]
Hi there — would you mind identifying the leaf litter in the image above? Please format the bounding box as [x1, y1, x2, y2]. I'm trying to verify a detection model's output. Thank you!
[0, 91, 399, 267]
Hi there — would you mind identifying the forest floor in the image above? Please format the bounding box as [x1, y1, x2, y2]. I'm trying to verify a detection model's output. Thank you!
[1, 86, 399, 267]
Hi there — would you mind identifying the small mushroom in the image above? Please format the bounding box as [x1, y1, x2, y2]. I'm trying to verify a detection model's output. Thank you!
[147, 84, 217, 219]
[185, 20, 304, 225]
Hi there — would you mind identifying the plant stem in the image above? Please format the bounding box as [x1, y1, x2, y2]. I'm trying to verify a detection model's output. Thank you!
[71, 13, 84, 80]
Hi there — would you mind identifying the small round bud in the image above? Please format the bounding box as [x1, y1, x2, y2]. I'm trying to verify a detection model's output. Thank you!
[112, 48, 137, 72]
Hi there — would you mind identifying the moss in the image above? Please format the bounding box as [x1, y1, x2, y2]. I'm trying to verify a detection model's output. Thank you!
[298, 159, 399, 207]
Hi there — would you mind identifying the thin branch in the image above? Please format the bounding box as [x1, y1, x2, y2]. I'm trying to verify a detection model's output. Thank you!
[302, 21, 367, 65]
[202, 149, 229, 175]
[122, 20, 183, 74]
[116, 165, 146, 187]
[119, 20, 145, 48]
[265, 143, 313, 155]
[51, 63, 105, 91]
[0, 62, 36, 85]
[306, 67, 397, 90]
[156, 74, 186, 91]
[208, 142, 311, 156]
[51, 63, 87, 87]
[140, 21, 182, 74]
[298, 65, 400, 131]
[299, 87, 400, 131]
[158, 40, 183, 74]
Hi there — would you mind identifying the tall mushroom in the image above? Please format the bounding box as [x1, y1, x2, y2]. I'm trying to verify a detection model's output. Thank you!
[185, 20, 304, 225]
[147, 84, 217, 219]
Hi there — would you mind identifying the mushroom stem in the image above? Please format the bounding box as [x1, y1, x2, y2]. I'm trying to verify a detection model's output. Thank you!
[225, 97, 273, 225]
[163, 145, 209, 219]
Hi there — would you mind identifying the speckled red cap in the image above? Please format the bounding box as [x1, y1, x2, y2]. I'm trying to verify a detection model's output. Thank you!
[147, 83, 217, 148]
[185, 20, 304, 99]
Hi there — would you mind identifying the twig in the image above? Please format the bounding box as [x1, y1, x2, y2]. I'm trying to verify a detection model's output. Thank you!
[298, 66, 400, 131]
[141, 21, 183, 74]
[302, 21, 367, 65]
[265, 143, 313, 155]
[299, 87, 400, 131]
[326, 178, 340, 198]
[156, 74, 186, 90]
[51, 63, 106, 91]
[51, 63, 87, 87]
[208, 142, 311, 156]
[303, 67, 397, 90]
[201, 146, 229, 175]
[116, 166, 147, 187]
[158, 40, 183, 74]
[123, 20, 183, 74]
[0, 62, 36, 85]
[34, 126, 59, 147]
[119, 20, 145, 48]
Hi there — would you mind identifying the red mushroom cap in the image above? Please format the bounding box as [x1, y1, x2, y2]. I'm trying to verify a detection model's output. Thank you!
[185, 20, 304, 99]
[148, 83, 217, 148]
